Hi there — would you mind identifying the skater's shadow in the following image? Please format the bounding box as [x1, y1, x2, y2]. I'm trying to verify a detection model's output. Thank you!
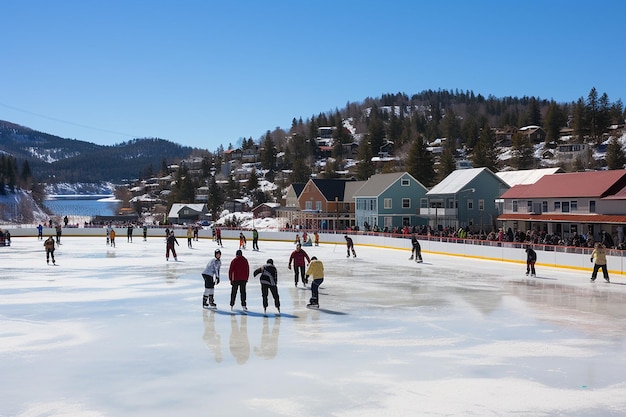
[229, 314, 250, 364]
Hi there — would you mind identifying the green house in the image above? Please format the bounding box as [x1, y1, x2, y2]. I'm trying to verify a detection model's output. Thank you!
[354, 172, 428, 230]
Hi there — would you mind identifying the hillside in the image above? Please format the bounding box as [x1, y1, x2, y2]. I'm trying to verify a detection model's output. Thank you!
[0, 121, 195, 183]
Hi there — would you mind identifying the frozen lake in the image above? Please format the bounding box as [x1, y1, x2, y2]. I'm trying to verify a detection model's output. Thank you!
[1, 235, 626, 416]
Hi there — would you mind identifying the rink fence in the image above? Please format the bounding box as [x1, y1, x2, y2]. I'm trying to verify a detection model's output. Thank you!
[4, 225, 625, 275]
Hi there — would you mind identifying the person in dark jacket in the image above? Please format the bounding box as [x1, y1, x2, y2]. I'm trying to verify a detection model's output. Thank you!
[229, 249, 250, 311]
[345, 235, 356, 258]
[525, 245, 537, 277]
[166, 230, 179, 261]
[409, 234, 423, 262]
[288, 243, 310, 287]
[254, 259, 280, 315]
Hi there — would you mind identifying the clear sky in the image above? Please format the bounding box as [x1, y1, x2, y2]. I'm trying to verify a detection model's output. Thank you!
[2, 0, 625, 151]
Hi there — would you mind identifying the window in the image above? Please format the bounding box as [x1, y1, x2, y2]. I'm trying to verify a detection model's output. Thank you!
[402, 217, 410, 225]
[467, 199, 473, 210]
[316, 201, 322, 211]
[527, 201, 533, 211]
[590, 200, 596, 213]
[401, 178, 410, 186]
[562, 201, 570, 213]
[554, 201, 561, 211]
[420, 198, 428, 208]
[512, 200, 518, 212]
[369, 199, 376, 211]
[479, 199, 484, 210]
[305, 201, 312, 210]
[402, 198, 410, 209]
[384, 198, 392, 209]
[542, 201, 548, 212]
[570, 201, 577, 212]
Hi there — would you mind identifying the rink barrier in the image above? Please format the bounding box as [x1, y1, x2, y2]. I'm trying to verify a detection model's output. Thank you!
[4, 226, 625, 275]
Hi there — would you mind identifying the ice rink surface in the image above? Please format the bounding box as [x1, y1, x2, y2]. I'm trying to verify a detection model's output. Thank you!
[1, 235, 626, 417]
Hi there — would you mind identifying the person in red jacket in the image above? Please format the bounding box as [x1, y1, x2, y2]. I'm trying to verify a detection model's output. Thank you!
[229, 249, 250, 311]
[288, 243, 310, 287]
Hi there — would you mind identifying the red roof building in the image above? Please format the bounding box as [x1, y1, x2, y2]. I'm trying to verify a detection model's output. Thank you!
[498, 170, 626, 244]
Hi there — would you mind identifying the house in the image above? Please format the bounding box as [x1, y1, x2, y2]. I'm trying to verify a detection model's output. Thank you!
[354, 172, 427, 230]
[278, 179, 361, 230]
[519, 125, 547, 143]
[555, 142, 590, 163]
[498, 169, 626, 243]
[252, 202, 280, 219]
[423, 168, 510, 233]
[167, 203, 209, 224]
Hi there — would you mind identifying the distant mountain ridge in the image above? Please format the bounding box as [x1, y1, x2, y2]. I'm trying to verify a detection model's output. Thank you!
[0, 120, 195, 183]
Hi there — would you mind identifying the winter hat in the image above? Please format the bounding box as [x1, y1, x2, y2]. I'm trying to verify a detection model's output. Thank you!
[266, 259, 273, 265]
[236, 249, 243, 256]
[215, 249, 221, 255]
[311, 256, 318, 260]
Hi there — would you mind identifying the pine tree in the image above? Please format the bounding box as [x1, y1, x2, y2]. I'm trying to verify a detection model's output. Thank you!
[606, 137, 626, 170]
[247, 167, 259, 192]
[356, 137, 375, 180]
[261, 131, 277, 171]
[207, 176, 224, 221]
[406, 135, 435, 187]
[510, 132, 535, 170]
[437, 147, 456, 182]
[544, 100, 566, 143]
[472, 124, 499, 172]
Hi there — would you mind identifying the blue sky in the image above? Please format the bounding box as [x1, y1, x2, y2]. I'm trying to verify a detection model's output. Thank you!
[2, 1, 625, 151]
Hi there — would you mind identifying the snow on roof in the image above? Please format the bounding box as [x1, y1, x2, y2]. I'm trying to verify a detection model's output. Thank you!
[427, 168, 488, 195]
[496, 168, 563, 187]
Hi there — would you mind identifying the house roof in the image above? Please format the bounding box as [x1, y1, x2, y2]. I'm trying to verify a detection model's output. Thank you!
[311, 179, 352, 202]
[496, 168, 563, 187]
[500, 170, 626, 199]
[343, 180, 367, 201]
[290, 183, 306, 197]
[354, 172, 421, 197]
[427, 168, 503, 195]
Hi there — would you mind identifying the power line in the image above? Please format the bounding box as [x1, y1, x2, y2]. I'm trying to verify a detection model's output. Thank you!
[0, 101, 140, 139]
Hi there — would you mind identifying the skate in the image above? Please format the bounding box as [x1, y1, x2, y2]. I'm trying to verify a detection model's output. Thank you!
[306, 302, 319, 309]
[605, 278, 610, 283]
[409, 256, 413, 260]
[242, 306, 248, 313]
[276, 308, 281, 316]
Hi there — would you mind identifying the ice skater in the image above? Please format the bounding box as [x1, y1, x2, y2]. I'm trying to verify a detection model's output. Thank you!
[229, 250, 249, 312]
[202, 249, 222, 309]
[288, 243, 310, 287]
[44, 235, 56, 265]
[305, 256, 325, 308]
[345, 235, 356, 258]
[254, 258, 280, 315]
[590, 243, 610, 283]
[109, 228, 116, 247]
[239, 232, 247, 250]
[252, 228, 259, 251]
[409, 234, 422, 262]
[187, 225, 193, 248]
[166, 230, 179, 261]
[525, 245, 537, 277]
[215, 227, 223, 247]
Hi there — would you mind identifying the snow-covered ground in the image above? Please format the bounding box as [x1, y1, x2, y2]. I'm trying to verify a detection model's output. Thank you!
[1, 235, 625, 417]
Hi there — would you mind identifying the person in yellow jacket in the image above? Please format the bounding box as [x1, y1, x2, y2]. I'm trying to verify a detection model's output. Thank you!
[305, 256, 324, 308]
[590, 242, 610, 283]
